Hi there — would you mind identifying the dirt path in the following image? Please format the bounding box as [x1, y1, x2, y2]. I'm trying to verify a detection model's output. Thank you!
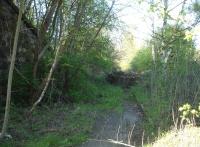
[79, 101, 143, 147]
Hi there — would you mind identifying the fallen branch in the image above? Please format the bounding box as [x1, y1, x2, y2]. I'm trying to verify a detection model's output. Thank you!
[88, 139, 135, 147]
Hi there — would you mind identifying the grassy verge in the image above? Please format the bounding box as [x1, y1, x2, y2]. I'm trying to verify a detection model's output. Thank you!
[0, 81, 124, 147]
[127, 84, 171, 141]
[0, 103, 93, 147]
[146, 126, 200, 147]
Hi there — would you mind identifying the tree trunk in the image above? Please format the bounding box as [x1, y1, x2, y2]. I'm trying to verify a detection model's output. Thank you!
[30, 39, 66, 112]
[30, 0, 62, 104]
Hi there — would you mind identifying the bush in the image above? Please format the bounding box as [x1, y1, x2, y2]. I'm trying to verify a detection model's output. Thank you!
[130, 47, 153, 72]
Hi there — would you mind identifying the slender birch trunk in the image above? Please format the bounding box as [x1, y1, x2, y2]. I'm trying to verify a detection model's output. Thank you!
[30, 42, 63, 112]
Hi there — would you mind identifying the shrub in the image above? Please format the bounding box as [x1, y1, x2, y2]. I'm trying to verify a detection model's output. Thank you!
[130, 47, 153, 72]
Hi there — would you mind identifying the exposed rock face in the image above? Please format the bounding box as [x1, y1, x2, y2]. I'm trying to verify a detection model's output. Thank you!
[0, 0, 37, 104]
[106, 70, 139, 88]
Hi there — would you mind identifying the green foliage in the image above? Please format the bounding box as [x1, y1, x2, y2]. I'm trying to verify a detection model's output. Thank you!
[25, 133, 87, 147]
[0, 0, 119, 105]
[48, 30, 119, 102]
[87, 35, 116, 71]
[128, 85, 149, 103]
[128, 84, 170, 137]
[130, 47, 153, 72]
[0, 80, 124, 147]
[0, 103, 92, 147]
[68, 77, 124, 113]
[179, 103, 200, 125]
[96, 84, 123, 112]
[11, 64, 36, 104]
[129, 24, 200, 141]
[68, 79, 99, 102]
[25, 134, 66, 147]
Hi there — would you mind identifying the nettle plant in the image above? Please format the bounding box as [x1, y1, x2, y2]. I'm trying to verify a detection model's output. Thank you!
[179, 103, 200, 126]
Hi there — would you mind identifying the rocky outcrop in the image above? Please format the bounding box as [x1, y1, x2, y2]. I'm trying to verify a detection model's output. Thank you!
[0, 0, 38, 104]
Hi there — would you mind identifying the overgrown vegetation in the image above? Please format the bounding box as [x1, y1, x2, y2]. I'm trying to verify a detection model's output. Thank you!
[0, 79, 124, 147]
[128, 0, 200, 144]
[2, 0, 200, 146]
[0, 0, 127, 146]
[130, 47, 153, 72]
[146, 103, 200, 147]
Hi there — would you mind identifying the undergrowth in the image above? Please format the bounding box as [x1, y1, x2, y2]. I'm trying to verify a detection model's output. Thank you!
[127, 84, 171, 141]
[0, 79, 124, 147]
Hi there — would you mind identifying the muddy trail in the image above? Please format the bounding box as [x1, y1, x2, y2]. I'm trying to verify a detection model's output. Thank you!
[79, 101, 144, 147]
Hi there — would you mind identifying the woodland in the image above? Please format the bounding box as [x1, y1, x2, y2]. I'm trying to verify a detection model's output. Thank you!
[1, 0, 200, 146]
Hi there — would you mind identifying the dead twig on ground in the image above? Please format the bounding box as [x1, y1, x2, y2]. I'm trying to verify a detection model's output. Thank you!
[88, 138, 135, 147]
